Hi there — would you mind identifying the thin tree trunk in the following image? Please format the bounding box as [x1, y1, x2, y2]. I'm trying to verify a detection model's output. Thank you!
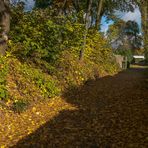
[79, 0, 93, 60]
[58, 0, 67, 15]
[72, 0, 80, 12]
[61, 0, 67, 15]
[95, 0, 103, 30]
[91, 15, 94, 27]
[140, 0, 148, 60]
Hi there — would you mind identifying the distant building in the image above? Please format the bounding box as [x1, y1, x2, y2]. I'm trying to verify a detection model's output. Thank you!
[132, 55, 145, 63]
[133, 55, 145, 59]
[114, 55, 128, 69]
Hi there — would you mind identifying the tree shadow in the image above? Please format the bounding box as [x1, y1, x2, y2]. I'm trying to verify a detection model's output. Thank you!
[11, 68, 148, 148]
[131, 60, 148, 66]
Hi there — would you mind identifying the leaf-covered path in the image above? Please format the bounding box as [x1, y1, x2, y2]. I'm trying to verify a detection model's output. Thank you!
[1, 67, 148, 147]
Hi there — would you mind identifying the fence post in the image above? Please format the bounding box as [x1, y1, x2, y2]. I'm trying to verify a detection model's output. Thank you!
[122, 56, 127, 69]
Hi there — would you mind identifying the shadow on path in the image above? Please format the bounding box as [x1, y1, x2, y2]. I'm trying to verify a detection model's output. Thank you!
[12, 68, 148, 148]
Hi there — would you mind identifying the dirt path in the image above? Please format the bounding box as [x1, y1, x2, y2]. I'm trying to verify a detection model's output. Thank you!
[4, 67, 148, 147]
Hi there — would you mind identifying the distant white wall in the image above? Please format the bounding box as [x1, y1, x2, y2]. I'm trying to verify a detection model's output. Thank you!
[133, 55, 145, 59]
[114, 55, 124, 68]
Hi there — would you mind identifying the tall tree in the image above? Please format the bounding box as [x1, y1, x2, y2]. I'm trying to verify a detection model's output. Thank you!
[129, 0, 148, 59]
[107, 20, 142, 53]
[107, 19, 126, 43]
[79, 0, 93, 60]
[0, 0, 10, 55]
[35, 0, 51, 8]
[95, 0, 104, 30]
[139, 0, 148, 60]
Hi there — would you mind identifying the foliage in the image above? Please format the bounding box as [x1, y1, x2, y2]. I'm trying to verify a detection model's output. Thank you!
[107, 19, 126, 43]
[0, 1, 147, 146]
[35, 0, 51, 8]
[86, 29, 119, 74]
[7, 57, 60, 101]
[55, 50, 95, 88]
[17, 63, 61, 98]
[107, 19, 142, 51]
[0, 56, 9, 100]
[114, 49, 133, 63]
[3, 7, 119, 112]
[12, 100, 29, 113]
[0, 55, 60, 112]
[55, 29, 119, 88]
[9, 8, 85, 73]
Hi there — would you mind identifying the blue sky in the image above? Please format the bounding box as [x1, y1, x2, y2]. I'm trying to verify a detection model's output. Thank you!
[100, 8, 141, 32]
[22, 0, 35, 10]
[100, 16, 114, 32]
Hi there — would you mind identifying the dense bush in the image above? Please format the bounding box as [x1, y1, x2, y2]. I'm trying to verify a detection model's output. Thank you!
[13, 100, 29, 113]
[55, 29, 119, 88]
[9, 8, 85, 73]
[0, 56, 9, 100]
[7, 57, 60, 100]
[9, 8, 118, 68]
[0, 56, 60, 112]
[114, 49, 133, 63]
[1, 7, 119, 112]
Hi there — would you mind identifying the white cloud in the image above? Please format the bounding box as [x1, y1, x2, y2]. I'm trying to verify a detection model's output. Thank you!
[115, 8, 141, 26]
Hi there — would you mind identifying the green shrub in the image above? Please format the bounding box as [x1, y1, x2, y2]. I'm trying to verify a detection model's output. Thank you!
[9, 8, 118, 78]
[18, 63, 61, 98]
[0, 57, 9, 100]
[9, 8, 84, 73]
[12, 100, 29, 113]
[0, 85, 8, 100]
[114, 49, 133, 63]
[6, 7, 119, 111]
[7, 57, 61, 99]
[0, 57, 61, 112]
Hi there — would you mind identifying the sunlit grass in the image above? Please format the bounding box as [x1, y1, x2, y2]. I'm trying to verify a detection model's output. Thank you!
[130, 64, 148, 69]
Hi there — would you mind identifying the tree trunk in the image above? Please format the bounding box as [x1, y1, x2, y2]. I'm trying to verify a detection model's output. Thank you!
[95, 0, 103, 30]
[62, 0, 67, 15]
[79, 0, 93, 60]
[0, 0, 10, 56]
[140, 0, 148, 61]
[72, 0, 80, 12]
